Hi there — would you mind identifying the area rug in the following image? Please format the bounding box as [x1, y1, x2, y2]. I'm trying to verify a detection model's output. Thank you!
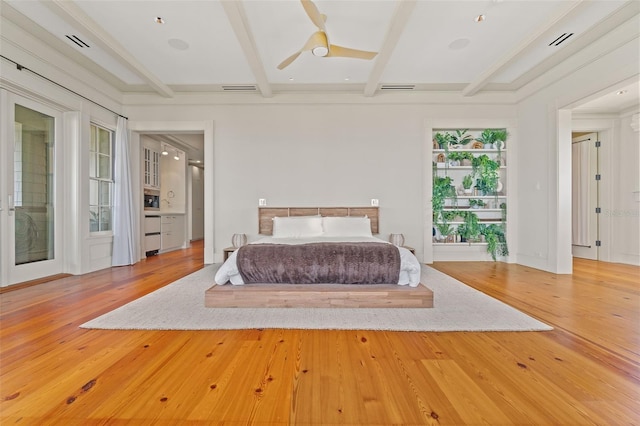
[80, 265, 552, 332]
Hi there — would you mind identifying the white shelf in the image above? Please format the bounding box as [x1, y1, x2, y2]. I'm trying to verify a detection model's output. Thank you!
[435, 165, 506, 169]
[433, 149, 507, 153]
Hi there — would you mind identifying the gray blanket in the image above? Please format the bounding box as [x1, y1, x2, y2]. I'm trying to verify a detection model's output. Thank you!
[236, 242, 401, 284]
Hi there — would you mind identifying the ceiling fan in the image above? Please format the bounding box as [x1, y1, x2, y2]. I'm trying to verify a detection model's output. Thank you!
[277, 0, 378, 70]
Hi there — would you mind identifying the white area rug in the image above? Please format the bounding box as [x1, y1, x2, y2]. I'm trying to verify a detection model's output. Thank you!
[80, 265, 552, 332]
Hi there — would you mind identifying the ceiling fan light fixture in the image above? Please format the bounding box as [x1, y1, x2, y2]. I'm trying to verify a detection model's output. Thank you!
[155, 17, 165, 24]
[312, 45, 329, 57]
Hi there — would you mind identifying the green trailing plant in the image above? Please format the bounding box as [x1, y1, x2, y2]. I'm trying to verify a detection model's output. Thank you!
[494, 129, 508, 162]
[468, 198, 485, 208]
[432, 176, 457, 221]
[481, 224, 509, 261]
[458, 211, 481, 242]
[472, 154, 500, 195]
[500, 202, 507, 223]
[447, 151, 474, 164]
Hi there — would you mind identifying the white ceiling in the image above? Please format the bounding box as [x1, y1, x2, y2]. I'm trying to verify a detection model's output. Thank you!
[3, 0, 638, 97]
[1, 0, 638, 162]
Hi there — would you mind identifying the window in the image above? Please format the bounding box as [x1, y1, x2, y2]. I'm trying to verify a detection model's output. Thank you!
[89, 124, 113, 232]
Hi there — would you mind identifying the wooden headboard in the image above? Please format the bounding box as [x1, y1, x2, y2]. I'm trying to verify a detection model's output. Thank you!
[259, 207, 379, 235]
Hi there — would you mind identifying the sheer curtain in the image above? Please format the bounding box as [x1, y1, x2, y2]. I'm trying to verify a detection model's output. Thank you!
[571, 141, 590, 247]
[112, 116, 136, 265]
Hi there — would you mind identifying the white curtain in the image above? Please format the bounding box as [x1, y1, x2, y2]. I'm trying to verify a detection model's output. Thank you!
[571, 141, 590, 247]
[112, 116, 136, 265]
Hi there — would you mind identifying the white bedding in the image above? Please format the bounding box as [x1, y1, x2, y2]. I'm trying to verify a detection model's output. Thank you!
[214, 236, 421, 287]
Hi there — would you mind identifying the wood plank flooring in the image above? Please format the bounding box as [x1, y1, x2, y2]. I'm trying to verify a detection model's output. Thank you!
[1, 241, 638, 425]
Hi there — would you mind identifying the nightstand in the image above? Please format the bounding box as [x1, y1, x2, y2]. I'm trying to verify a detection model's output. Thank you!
[223, 247, 237, 261]
[402, 246, 415, 255]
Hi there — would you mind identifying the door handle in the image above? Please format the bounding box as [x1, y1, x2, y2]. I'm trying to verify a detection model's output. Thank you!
[8, 195, 14, 215]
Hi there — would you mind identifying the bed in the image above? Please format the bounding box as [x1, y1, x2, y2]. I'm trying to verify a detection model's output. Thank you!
[215, 207, 420, 286]
[207, 207, 432, 308]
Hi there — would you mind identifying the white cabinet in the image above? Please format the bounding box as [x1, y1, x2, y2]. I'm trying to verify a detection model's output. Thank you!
[432, 128, 509, 261]
[161, 215, 185, 251]
[143, 146, 160, 188]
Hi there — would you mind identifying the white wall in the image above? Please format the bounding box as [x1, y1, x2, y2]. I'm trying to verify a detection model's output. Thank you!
[611, 113, 640, 264]
[516, 21, 639, 272]
[126, 102, 517, 263]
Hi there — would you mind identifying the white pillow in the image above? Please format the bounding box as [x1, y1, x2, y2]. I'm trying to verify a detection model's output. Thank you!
[322, 216, 372, 237]
[272, 216, 323, 238]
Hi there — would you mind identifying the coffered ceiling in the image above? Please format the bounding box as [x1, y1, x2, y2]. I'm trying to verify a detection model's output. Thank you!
[2, 0, 638, 100]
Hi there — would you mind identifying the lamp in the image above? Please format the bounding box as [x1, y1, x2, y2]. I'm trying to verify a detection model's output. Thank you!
[232, 233, 247, 248]
[173, 150, 180, 161]
[389, 233, 405, 247]
[161, 144, 169, 156]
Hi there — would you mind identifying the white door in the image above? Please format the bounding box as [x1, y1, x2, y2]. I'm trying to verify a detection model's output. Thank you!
[571, 132, 599, 260]
[0, 92, 64, 286]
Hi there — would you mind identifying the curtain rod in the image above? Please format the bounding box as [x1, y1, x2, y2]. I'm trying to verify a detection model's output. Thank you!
[1, 54, 128, 120]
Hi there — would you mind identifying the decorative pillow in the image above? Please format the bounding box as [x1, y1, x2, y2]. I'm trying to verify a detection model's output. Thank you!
[272, 216, 323, 238]
[322, 216, 372, 237]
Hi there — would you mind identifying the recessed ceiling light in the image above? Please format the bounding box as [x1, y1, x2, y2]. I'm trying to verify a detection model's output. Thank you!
[449, 38, 470, 50]
[474, 14, 485, 23]
[289, 77, 294, 81]
[168, 38, 189, 51]
[616, 90, 627, 95]
[155, 17, 165, 24]
[344, 77, 350, 81]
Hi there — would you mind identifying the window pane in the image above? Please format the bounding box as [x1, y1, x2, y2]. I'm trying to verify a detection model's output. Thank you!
[100, 206, 112, 232]
[89, 179, 98, 206]
[90, 126, 97, 152]
[89, 206, 99, 232]
[99, 181, 111, 206]
[89, 152, 97, 178]
[98, 154, 111, 179]
[99, 129, 110, 154]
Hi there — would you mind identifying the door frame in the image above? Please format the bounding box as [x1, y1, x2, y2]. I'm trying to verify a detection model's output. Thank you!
[0, 91, 65, 286]
[571, 118, 615, 263]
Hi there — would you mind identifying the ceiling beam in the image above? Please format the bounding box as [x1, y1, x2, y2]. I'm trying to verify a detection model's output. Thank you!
[364, 0, 417, 97]
[221, 0, 272, 98]
[461, 0, 583, 97]
[45, 0, 174, 98]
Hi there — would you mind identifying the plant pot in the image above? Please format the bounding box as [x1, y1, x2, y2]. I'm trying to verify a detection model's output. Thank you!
[463, 188, 473, 195]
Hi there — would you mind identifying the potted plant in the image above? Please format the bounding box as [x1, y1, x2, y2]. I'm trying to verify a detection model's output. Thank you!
[435, 222, 453, 243]
[450, 129, 473, 148]
[462, 175, 473, 195]
[481, 224, 509, 261]
[434, 131, 453, 151]
[476, 129, 498, 149]
[468, 198, 485, 209]
[458, 211, 481, 242]
[494, 129, 508, 164]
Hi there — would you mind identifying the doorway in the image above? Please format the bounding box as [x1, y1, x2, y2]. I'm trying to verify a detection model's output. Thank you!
[571, 132, 599, 260]
[1, 92, 64, 286]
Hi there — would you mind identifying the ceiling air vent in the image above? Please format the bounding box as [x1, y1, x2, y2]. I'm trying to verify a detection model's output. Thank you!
[65, 35, 90, 48]
[380, 84, 415, 91]
[549, 33, 574, 47]
[221, 85, 257, 91]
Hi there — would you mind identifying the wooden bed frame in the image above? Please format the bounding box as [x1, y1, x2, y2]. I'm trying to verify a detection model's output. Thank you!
[258, 206, 379, 235]
[205, 206, 433, 309]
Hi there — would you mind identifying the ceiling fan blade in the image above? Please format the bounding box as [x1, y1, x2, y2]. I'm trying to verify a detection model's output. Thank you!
[301, 0, 326, 31]
[327, 44, 378, 60]
[277, 31, 328, 70]
[277, 51, 302, 70]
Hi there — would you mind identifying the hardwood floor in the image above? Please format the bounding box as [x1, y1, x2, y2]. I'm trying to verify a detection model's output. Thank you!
[1, 241, 638, 425]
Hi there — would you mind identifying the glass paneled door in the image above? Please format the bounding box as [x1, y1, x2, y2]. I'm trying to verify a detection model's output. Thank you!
[1, 93, 62, 286]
